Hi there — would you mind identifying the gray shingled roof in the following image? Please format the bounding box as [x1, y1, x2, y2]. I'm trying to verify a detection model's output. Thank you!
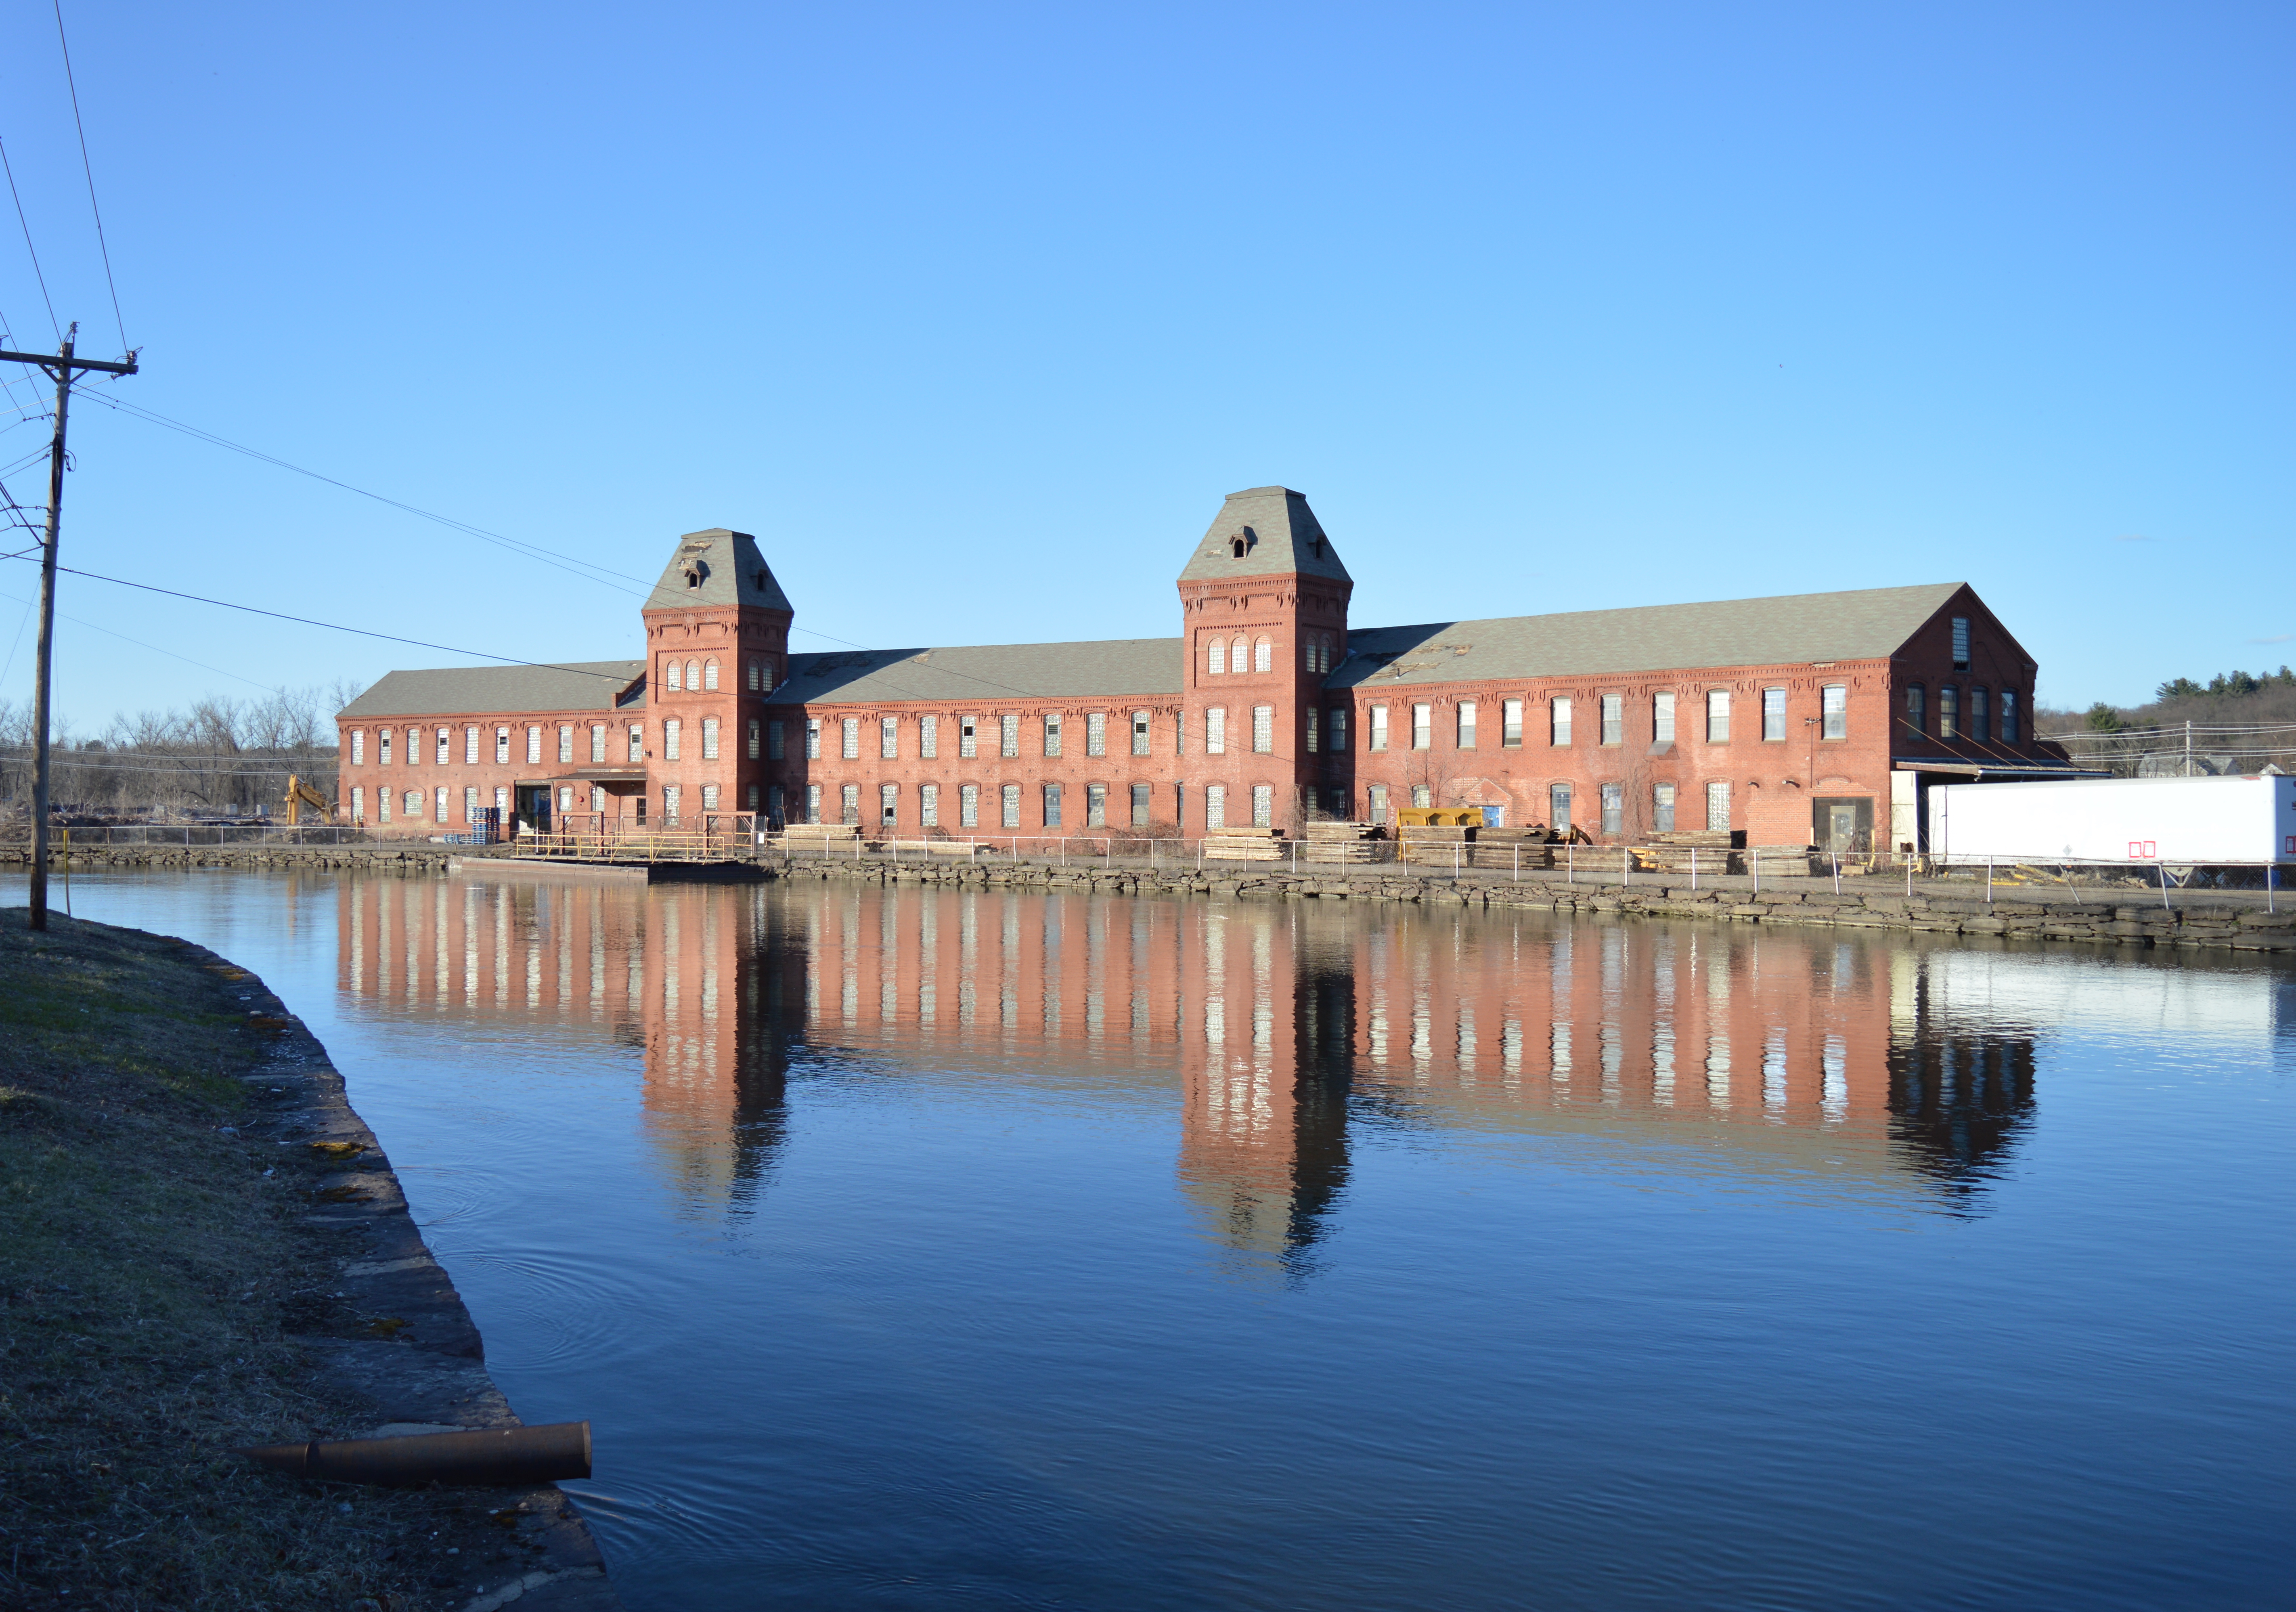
[1177, 487, 1351, 584]
[337, 661, 646, 719]
[1328, 583, 1965, 688]
[645, 528, 793, 613]
[772, 639, 1183, 706]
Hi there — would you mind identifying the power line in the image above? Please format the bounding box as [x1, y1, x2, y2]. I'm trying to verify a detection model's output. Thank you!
[0, 580, 289, 696]
[50, 0, 123, 351]
[0, 137, 59, 341]
[0, 548, 640, 681]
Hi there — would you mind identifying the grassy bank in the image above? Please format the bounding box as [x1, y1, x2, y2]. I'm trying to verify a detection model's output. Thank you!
[0, 916, 525, 1610]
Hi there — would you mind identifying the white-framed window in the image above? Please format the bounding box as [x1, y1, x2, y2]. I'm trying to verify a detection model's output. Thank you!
[434, 786, 449, 824]
[1763, 688, 1787, 741]
[805, 719, 821, 759]
[1457, 700, 1477, 749]
[666, 659, 683, 691]
[379, 729, 392, 765]
[1551, 697, 1573, 746]
[464, 725, 479, 765]
[1253, 636, 1272, 673]
[1549, 784, 1571, 832]
[1252, 784, 1273, 827]
[1205, 783, 1226, 829]
[495, 726, 510, 763]
[557, 785, 573, 814]
[1411, 703, 1431, 750]
[1306, 709, 1320, 753]
[1330, 707, 1348, 751]
[1822, 685, 1848, 740]
[1001, 783, 1020, 828]
[1706, 690, 1730, 743]
[1502, 699, 1523, 747]
[1043, 714, 1062, 757]
[1368, 783, 1389, 826]
[1705, 780, 1730, 832]
[1653, 693, 1676, 744]
[628, 723, 643, 763]
[748, 719, 760, 759]
[1368, 704, 1388, 751]
[920, 783, 939, 826]
[840, 717, 860, 759]
[702, 716, 720, 760]
[840, 784, 859, 824]
[804, 784, 821, 824]
[1600, 782, 1624, 835]
[351, 785, 364, 822]
[1207, 636, 1226, 676]
[1086, 712, 1106, 756]
[351, 729, 366, 765]
[1086, 782, 1106, 826]
[665, 718, 682, 761]
[666, 784, 684, 822]
[880, 783, 897, 825]
[1043, 783, 1062, 828]
[959, 783, 978, 828]
[920, 715, 938, 758]
[704, 658, 719, 692]
[558, 724, 573, 763]
[1206, 706, 1227, 754]
[959, 716, 978, 758]
[1131, 711, 1150, 756]
[1600, 696, 1624, 746]
[526, 726, 542, 765]
[767, 719, 784, 760]
[999, 714, 1019, 758]
[591, 723, 607, 763]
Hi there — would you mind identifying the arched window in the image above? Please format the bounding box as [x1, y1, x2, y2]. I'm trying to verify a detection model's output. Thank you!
[1253, 636, 1272, 673]
[1231, 635, 1249, 672]
[703, 658, 719, 691]
[1303, 639, 1316, 673]
[1208, 637, 1226, 675]
[1231, 536, 1246, 558]
[685, 658, 699, 691]
[666, 659, 683, 691]
[747, 661, 760, 692]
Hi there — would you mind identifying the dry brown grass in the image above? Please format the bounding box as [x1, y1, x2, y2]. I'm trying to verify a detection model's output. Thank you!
[0, 915, 522, 1611]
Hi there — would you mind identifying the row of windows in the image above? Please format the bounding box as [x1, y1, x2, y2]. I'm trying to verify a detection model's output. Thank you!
[658, 655, 783, 694]
[350, 717, 773, 768]
[347, 782, 746, 826]
[1351, 689, 1853, 752]
[777, 711, 1162, 763]
[1199, 632, 1343, 677]
[776, 780, 1281, 832]
[1902, 684, 2017, 743]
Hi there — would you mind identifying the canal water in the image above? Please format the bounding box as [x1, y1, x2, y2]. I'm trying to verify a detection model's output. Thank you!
[11, 869, 2293, 1610]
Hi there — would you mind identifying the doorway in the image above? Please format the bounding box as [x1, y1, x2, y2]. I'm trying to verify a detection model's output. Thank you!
[1811, 796, 1873, 853]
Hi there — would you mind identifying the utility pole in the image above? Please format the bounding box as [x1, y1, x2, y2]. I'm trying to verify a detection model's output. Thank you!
[0, 324, 139, 930]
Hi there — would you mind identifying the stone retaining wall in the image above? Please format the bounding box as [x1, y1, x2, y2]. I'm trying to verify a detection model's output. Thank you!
[2, 844, 465, 875]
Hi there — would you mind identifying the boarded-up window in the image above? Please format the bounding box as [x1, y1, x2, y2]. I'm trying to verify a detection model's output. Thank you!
[435, 787, 449, 824]
[747, 720, 760, 760]
[628, 724, 643, 763]
[465, 726, 480, 765]
[959, 717, 977, 758]
[1086, 712, 1106, 756]
[558, 725, 573, 763]
[1000, 715, 1019, 757]
[840, 784, 859, 824]
[1129, 782, 1150, 826]
[803, 784, 821, 824]
[702, 784, 719, 810]
[1306, 709, 1320, 753]
[702, 717, 719, 760]
[704, 659, 719, 691]
[920, 716, 938, 758]
[881, 717, 898, 759]
[960, 783, 979, 828]
[1001, 783, 1020, 827]
[526, 726, 542, 765]
[1252, 706, 1273, 753]
[880, 784, 898, 825]
[1043, 715, 1062, 757]
[1207, 707, 1227, 755]
[1086, 783, 1106, 827]
[1205, 784, 1226, 829]
[496, 727, 510, 763]
[1252, 784, 1272, 826]
[1253, 636, 1272, 673]
[666, 659, 683, 691]
[921, 784, 939, 826]
[664, 719, 681, 761]
[1705, 780, 1729, 831]
[591, 724, 606, 763]
[1208, 637, 1226, 676]
[1132, 711, 1150, 755]
[351, 730, 365, 765]
[841, 718, 860, 759]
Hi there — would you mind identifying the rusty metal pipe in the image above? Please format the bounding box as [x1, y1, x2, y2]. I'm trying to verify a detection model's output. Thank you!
[236, 1421, 590, 1486]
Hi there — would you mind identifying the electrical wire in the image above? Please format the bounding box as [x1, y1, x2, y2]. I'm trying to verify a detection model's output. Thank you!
[50, 0, 124, 351]
[0, 136, 59, 342]
[0, 581, 288, 696]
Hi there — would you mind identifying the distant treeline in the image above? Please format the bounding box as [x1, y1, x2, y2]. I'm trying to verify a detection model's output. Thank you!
[0, 683, 358, 822]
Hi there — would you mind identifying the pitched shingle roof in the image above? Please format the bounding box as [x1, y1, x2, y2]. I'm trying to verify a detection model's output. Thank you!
[1330, 583, 1965, 688]
[645, 528, 793, 613]
[337, 661, 646, 719]
[773, 639, 1182, 706]
[1177, 487, 1351, 584]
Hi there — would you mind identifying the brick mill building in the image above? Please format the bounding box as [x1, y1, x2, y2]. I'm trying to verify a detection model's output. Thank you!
[335, 486, 2080, 851]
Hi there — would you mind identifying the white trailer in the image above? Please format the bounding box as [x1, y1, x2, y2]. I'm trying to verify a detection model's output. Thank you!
[1929, 774, 2296, 865]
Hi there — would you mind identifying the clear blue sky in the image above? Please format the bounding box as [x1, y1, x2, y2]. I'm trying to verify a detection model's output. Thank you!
[0, 1, 2286, 731]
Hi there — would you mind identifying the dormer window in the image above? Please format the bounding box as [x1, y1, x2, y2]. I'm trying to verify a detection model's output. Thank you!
[1231, 537, 1247, 558]
[1311, 535, 1324, 558]
[683, 560, 706, 589]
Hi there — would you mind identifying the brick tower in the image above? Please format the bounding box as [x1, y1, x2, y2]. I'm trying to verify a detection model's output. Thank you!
[641, 528, 794, 822]
[1176, 488, 1352, 832]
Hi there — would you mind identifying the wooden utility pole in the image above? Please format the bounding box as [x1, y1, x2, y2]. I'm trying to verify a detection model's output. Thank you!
[0, 324, 138, 930]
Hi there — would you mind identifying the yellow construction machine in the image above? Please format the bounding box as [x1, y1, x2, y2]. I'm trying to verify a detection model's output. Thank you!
[284, 775, 332, 825]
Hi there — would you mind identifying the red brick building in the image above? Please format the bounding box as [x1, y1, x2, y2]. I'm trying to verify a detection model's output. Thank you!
[336, 488, 2079, 849]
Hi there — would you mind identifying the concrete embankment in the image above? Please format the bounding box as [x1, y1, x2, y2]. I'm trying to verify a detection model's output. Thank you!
[769, 856, 2296, 954]
[0, 843, 466, 875]
[0, 915, 620, 1610]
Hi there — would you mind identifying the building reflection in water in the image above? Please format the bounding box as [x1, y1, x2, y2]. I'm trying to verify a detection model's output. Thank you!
[337, 874, 2065, 1263]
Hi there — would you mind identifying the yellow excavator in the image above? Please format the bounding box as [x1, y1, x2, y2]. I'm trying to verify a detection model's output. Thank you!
[284, 774, 332, 826]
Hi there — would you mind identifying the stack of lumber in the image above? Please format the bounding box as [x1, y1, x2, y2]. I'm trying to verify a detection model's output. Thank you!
[778, 823, 860, 844]
[1202, 827, 1288, 863]
[1468, 827, 1554, 870]
[1303, 822, 1381, 864]
[1398, 822, 1475, 865]
[881, 838, 992, 857]
[1636, 830, 1739, 874]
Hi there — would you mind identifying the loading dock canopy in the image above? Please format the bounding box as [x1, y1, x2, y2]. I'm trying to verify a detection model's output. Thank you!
[1894, 759, 2110, 781]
